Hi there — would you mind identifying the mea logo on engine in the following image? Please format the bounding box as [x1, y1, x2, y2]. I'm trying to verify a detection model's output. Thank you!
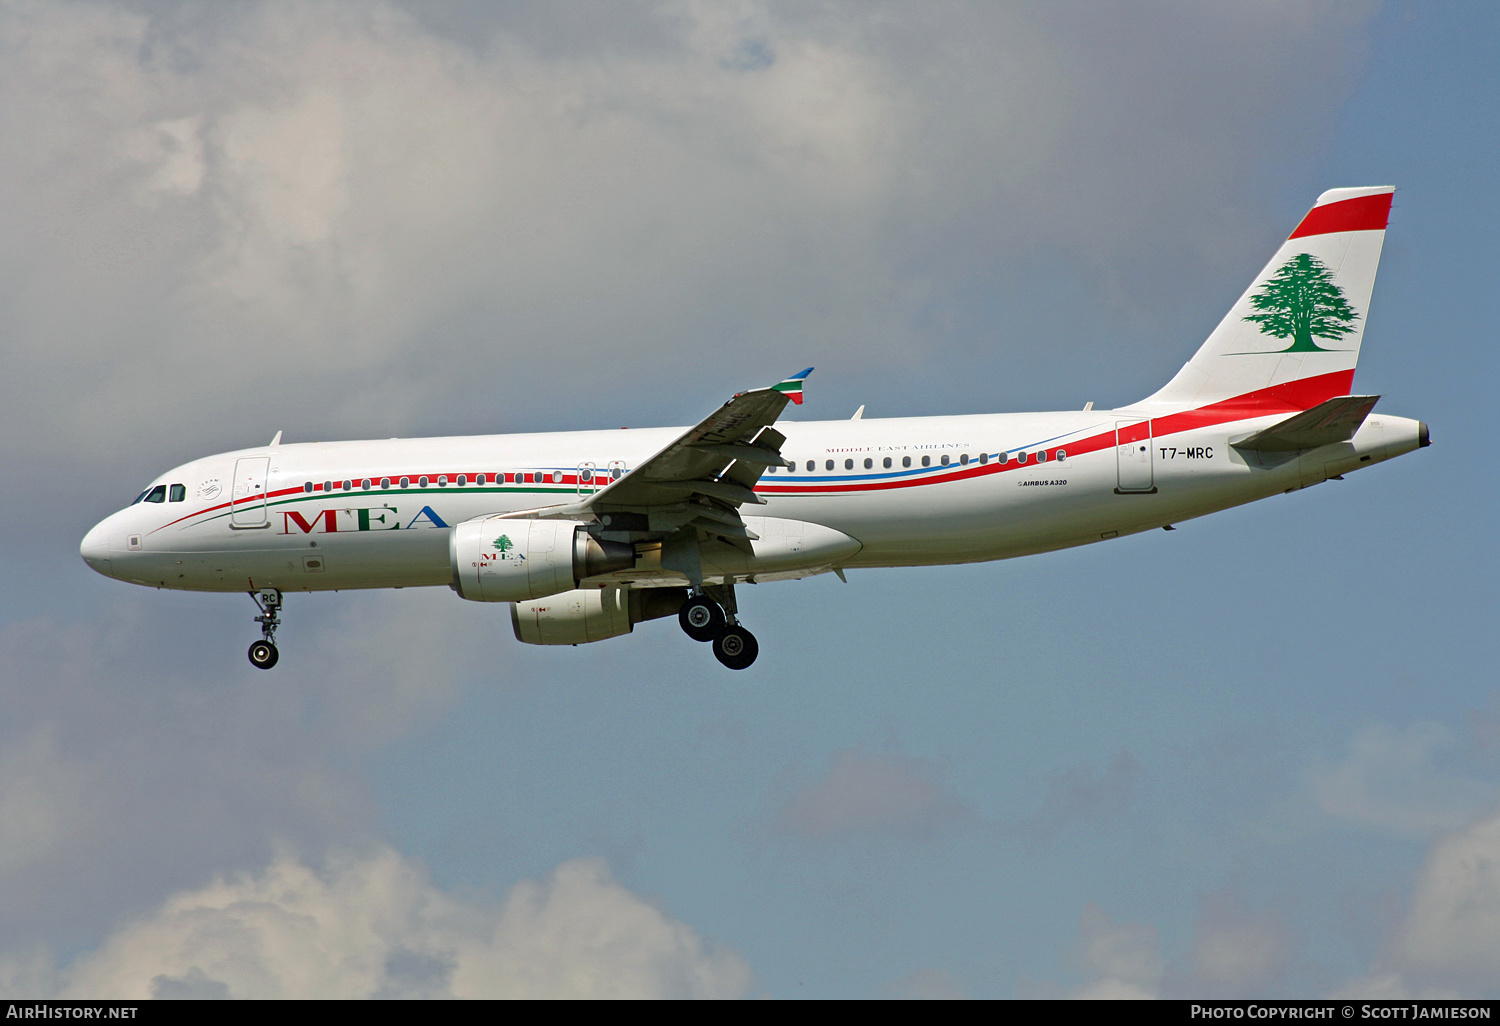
[488, 534, 526, 561]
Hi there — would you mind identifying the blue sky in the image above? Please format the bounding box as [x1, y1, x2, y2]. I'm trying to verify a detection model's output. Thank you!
[1, 0, 1496, 999]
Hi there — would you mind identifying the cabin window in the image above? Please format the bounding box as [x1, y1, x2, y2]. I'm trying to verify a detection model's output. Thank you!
[144, 485, 167, 503]
[766, 465, 776, 474]
[1037, 450, 1048, 463]
[611, 468, 622, 480]
[844, 459, 854, 470]
[323, 481, 332, 492]
[552, 471, 563, 483]
[902, 456, 911, 468]
[959, 454, 969, 466]
[477, 474, 487, 485]
[1017, 452, 1028, 464]
[825, 460, 834, 471]
[941, 455, 950, 466]
[418, 476, 429, 488]
[360, 478, 370, 489]
[457, 474, 467, 486]
[1056, 450, 1067, 462]
[883, 457, 892, 469]
[863, 458, 873, 470]
[437, 475, 448, 487]
[343, 480, 352, 490]
[399, 477, 410, 488]
[168, 484, 186, 502]
[806, 460, 815, 472]
[998, 452, 1008, 465]
[921, 456, 930, 467]
[303, 482, 313, 493]
[979, 453, 988, 465]
[380, 478, 391, 489]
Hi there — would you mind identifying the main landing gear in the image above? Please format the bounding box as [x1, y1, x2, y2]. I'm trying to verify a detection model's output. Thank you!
[248, 588, 282, 670]
[679, 585, 759, 670]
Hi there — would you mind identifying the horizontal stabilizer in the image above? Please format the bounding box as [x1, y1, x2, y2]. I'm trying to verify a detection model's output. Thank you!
[1233, 395, 1379, 452]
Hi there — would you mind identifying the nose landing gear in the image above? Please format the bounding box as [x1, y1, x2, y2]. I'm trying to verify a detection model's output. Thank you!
[678, 584, 758, 670]
[248, 588, 282, 669]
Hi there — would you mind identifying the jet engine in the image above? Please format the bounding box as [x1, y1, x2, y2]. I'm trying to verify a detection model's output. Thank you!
[450, 517, 635, 603]
[512, 587, 687, 646]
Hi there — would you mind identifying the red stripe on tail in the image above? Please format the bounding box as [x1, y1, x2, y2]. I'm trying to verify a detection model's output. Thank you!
[1289, 193, 1392, 239]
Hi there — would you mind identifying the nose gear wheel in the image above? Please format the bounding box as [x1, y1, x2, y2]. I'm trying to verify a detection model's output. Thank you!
[248, 640, 279, 669]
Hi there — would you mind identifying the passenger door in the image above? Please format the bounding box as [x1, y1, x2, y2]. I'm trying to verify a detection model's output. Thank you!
[231, 457, 271, 528]
[1115, 420, 1154, 493]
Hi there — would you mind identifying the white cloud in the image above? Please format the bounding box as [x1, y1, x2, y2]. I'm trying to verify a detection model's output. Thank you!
[1, 847, 749, 999]
[1044, 894, 1297, 1000]
[0, 589, 494, 951]
[1069, 903, 1162, 1000]
[0, 0, 1379, 482]
[774, 747, 967, 840]
[1186, 890, 1295, 995]
[1310, 723, 1495, 836]
[1333, 807, 1500, 999]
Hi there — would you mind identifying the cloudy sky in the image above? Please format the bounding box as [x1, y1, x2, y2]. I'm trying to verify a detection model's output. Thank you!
[2, 0, 1496, 999]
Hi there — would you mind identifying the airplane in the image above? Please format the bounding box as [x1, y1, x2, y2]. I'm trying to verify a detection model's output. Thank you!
[80, 186, 1427, 671]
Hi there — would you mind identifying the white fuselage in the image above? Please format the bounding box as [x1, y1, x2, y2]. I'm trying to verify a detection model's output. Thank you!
[80, 406, 1424, 595]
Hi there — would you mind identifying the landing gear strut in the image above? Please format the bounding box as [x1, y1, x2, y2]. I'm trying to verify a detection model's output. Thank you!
[248, 588, 282, 670]
[678, 584, 759, 670]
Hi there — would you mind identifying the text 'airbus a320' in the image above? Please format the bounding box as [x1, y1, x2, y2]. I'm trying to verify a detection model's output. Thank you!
[81, 187, 1427, 670]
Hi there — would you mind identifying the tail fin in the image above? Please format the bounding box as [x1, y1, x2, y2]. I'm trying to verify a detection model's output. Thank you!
[1139, 187, 1394, 412]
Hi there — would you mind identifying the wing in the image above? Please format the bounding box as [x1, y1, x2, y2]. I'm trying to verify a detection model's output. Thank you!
[507, 368, 812, 551]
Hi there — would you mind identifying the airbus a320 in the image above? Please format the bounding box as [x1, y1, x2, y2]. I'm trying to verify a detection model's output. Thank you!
[81, 187, 1427, 670]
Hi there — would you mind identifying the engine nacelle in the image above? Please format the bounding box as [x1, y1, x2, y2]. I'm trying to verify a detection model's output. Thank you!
[512, 588, 687, 646]
[450, 516, 634, 603]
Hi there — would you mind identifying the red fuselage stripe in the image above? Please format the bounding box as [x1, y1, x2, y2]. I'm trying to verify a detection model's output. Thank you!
[756, 370, 1356, 496]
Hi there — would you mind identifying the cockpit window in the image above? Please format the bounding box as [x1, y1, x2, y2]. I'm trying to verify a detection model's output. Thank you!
[144, 485, 167, 503]
[132, 489, 150, 505]
[169, 484, 186, 502]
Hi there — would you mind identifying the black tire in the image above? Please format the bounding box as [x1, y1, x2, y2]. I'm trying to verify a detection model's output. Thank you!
[248, 640, 279, 670]
[712, 626, 758, 670]
[679, 597, 724, 642]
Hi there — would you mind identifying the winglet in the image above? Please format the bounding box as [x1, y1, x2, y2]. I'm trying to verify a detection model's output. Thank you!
[772, 367, 814, 405]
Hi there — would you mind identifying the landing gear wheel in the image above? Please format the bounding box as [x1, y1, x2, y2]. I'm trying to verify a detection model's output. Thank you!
[248, 640, 279, 670]
[679, 596, 725, 642]
[712, 626, 758, 670]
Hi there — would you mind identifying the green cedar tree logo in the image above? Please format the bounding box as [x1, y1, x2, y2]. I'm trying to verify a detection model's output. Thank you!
[493, 534, 514, 553]
[1241, 252, 1360, 353]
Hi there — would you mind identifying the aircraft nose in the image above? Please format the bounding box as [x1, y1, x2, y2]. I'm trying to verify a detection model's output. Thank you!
[80, 520, 114, 577]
